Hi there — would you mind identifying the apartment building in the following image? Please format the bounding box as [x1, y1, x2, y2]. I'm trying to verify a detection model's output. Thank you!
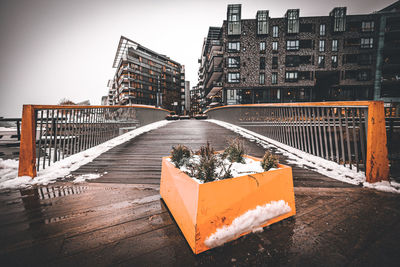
[190, 85, 205, 115]
[107, 36, 186, 114]
[197, 2, 400, 107]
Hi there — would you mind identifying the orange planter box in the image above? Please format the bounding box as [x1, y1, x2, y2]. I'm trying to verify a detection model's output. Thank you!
[160, 155, 296, 254]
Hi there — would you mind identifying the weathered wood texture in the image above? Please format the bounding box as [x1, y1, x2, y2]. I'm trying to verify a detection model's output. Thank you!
[72, 120, 355, 188]
[1, 120, 399, 266]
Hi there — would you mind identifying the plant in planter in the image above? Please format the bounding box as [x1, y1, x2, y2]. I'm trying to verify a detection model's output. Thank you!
[160, 141, 296, 254]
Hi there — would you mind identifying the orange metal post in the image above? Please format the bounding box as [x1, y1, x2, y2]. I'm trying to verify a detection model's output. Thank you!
[18, 105, 37, 177]
[366, 101, 389, 183]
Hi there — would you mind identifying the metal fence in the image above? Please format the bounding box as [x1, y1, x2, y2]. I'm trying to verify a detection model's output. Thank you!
[18, 105, 170, 177]
[206, 101, 389, 183]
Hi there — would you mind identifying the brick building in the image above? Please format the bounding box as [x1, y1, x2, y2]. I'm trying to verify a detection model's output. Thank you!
[107, 36, 186, 114]
[197, 2, 400, 107]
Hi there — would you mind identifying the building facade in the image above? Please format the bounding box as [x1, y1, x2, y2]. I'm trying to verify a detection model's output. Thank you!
[107, 36, 186, 114]
[198, 3, 400, 107]
[190, 85, 205, 115]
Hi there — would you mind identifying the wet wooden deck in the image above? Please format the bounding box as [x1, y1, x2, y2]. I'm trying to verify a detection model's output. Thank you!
[1, 120, 400, 266]
[72, 120, 354, 188]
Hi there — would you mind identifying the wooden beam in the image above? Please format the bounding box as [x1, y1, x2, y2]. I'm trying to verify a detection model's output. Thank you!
[18, 105, 37, 177]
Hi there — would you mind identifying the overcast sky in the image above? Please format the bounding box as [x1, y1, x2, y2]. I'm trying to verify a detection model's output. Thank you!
[0, 0, 395, 117]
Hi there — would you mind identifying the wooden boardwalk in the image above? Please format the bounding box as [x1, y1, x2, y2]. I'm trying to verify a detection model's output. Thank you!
[1, 120, 400, 266]
[72, 120, 353, 188]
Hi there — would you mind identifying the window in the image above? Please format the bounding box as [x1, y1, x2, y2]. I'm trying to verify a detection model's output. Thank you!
[227, 89, 238, 104]
[361, 38, 373, 48]
[318, 56, 325, 68]
[257, 10, 269, 35]
[286, 9, 299, 34]
[347, 21, 360, 32]
[344, 38, 360, 48]
[358, 53, 372, 65]
[331, 55, 338, 68]
[272, 56, 278, 69]
[361, 21, 374, 32]
[272, 41, 278, 51]
[345, 70, 357, 79]
[298, 71, 312, 80]
[260, 41, 266, 52]
[319, 24, 326, 36]
[344, 54, 358, 64]
[273, 26, 279, 37]
[357, 70, 371, 81]
[285, 71, 298, 82]
[259, 73, 265, 84]
[319, 40, 325, 52]
[299, 55, 312, 65]
[227, 4, 241, 35]
[272, 73, 278, 84]
[228, 72, 240, 83]
[260, 57, 266, 69]
[285, 55, 300, 67]
[299, 40, 313, 49]
[332, 39, 338, 52]
[228, 42, 240, 52]
[286, 40, 299, 50]
[330, 7, 346, 32]
[228, 57, 240, 68]
[300, 23, 314, 32]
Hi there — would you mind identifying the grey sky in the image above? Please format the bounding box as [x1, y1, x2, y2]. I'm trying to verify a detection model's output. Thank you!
[0, 0, 394, 117]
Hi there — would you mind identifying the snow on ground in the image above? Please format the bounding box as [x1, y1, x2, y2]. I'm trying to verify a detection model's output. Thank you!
[0, 120, 173, 189]
[204, 200, 291, 248]
[0, 127, 16, 132]
[71, 173, 103, 183]
[207, 119, 400, 194]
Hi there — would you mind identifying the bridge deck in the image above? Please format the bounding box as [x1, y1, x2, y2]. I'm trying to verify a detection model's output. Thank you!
[1, 120, 399, 266]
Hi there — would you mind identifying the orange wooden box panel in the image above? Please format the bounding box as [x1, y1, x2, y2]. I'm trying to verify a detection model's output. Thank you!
[160, 155, 296, 254]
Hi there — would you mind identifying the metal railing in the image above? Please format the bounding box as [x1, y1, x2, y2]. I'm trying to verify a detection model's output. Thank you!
[18, 105, 170, 178]
[0, 118, 21, 140]
[206, 101, 389, 183]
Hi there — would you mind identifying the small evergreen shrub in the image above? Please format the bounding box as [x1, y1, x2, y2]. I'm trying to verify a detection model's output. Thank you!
[171, 144, 191, 168]
[194, 142, 218, 182]
[223, 138, 245, 163]
[261, 151, 279, 171]
[170, 143, 280, 183]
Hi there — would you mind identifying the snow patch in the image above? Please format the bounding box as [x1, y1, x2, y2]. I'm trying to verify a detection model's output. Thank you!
[0, 127, 17, 132]
[72, 173, 102, 183]
[363, 181, 400, 194]
[204, 200, 291, 248]
[0, 159, 19, 183]
[0, 120, 172, 189]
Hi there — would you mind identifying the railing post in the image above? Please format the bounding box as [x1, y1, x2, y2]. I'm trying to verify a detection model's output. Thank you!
[18, 105, 37, 178]
[366, 101, 389, 183]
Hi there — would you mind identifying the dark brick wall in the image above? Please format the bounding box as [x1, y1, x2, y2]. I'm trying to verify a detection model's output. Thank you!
[218, 12, 381, 101]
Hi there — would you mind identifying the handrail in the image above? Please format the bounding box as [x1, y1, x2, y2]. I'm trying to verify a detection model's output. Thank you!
[18, 105, 170, 178]
[205, 101, 389, 183]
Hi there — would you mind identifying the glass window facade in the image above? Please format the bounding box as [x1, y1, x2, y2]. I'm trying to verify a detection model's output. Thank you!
[257, 10, 269, 35]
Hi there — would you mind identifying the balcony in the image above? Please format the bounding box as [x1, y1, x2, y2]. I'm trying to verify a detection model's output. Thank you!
[206, 81, 223, 98]
[205, 65, 223, 90]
